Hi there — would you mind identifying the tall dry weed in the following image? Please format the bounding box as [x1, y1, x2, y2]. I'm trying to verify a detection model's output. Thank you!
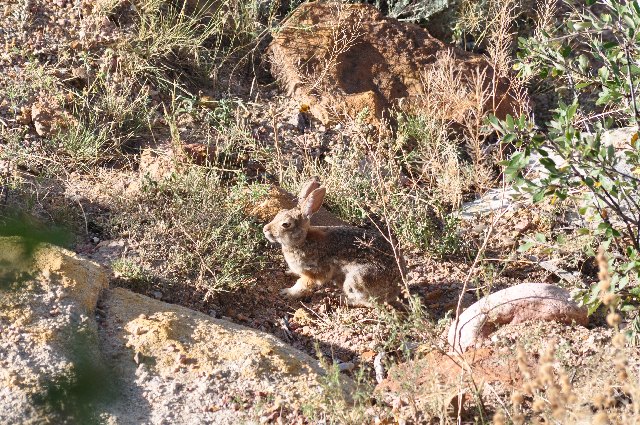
[493, 250, 640, 423]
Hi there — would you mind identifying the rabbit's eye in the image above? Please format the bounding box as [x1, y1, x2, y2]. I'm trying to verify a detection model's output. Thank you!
[281, 222, 291, 229]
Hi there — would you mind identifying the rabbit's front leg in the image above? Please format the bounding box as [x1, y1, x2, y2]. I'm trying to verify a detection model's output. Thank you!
[280, 275, 315, 298]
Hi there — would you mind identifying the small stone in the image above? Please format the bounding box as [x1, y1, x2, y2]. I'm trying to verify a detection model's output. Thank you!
[337, 362, 355, 372]
[260, 410, 279, 424]
[177, 354, 196, 365]
[92, 237, 100, 244]
[514, 219, 531, 233]
[151, 291, 163, 299]
[16, 106, 31, 125]
[170, 382, 183, 394]
[361, 351, 376, 362]
[471, 224, 487, 235]
[72, 66, 88, 81]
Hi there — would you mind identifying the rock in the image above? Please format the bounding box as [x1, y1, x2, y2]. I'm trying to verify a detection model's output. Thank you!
[101, 287, 339, 421]
[71, 65, 88, 82]
[462, 126, 640, 221]
[30, 102, 54, 137]
[377, 347, 518, 418]
[16, 106, 32, 125]
[361, 350, 376, 362]
[292, 308, 313, 326]
[268, 2, 518, 124]
[0, 237, 349, 424]
[0, 237, 109, 425]
[460, 186, 521, 220]
[337, 362, 355, 372]
[179, 142, 217, 166]
[447, 283, 588, 352]
[138, 147, 175, 182]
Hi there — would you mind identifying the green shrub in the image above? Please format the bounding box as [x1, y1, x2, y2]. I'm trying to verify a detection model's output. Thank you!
[491, 0, 640, 328]
[112, 169, 269, 297]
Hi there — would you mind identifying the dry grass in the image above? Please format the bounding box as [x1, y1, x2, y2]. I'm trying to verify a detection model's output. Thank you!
[107, 167, 269, 298]
[490, 250, 640, 424]
[4, 1, 640, 424]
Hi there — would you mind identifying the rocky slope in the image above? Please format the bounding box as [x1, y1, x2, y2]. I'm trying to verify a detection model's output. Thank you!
[0, 237, 343, 424]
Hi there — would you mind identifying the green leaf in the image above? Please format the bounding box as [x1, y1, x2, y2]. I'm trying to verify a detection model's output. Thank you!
[502, 133, 516, 144]
[505, 114, 515, 130]
[534, 233, 547, 243]
[607, 144, 615, 161]
[574, 21, 593, 31]
[618, 275, 629, 289]
[624, 15, 636, 30]
[566, 102, 578, 121]
[576, 81, 593, 89]
[540, 157, 559, 174]
[487, 114, 504, 133]
[518, 241, 535, 252]
[504, 152, 528, 179]
[532, 188, 546, 203]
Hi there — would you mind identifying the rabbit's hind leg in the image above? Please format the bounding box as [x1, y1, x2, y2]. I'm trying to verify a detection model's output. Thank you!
[342, 266, 376, 308]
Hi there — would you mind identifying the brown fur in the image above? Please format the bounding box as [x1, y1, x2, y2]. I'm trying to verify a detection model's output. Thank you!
[263, 180, 401, 307]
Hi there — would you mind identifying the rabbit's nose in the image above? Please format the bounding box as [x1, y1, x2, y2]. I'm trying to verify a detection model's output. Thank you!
[263, 225, 275, 242]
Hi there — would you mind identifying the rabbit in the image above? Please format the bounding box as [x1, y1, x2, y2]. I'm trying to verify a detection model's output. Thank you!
[263, 178, 402, 307]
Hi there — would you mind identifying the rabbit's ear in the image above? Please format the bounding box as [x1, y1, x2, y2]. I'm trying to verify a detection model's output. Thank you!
[297, 178, 321, 205]
[301, 187, 326, 218]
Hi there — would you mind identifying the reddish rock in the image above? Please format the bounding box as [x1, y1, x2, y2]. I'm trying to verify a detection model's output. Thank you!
[448, 283, 588, 352]
[268, 2, 520, 124]
[31, 102, 54, 137]
[249, 185, 346, 227]
[377, 347, 521, 420]
[180, 142, 217, 166]
[379, 348, 521, 392]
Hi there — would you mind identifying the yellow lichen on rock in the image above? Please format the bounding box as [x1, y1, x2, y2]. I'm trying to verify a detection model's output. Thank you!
[0, 236, 107, 328]
[105, 287, 328, 404]
[33, 243, 108, 315]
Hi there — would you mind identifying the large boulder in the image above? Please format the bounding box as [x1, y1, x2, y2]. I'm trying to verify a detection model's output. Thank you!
[0, 237, 110, 425]
[0, 238, 342, 424]
[447, 283, 588, 352]
[268, 2, 519, 124]
[99, 287, 331, 424]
